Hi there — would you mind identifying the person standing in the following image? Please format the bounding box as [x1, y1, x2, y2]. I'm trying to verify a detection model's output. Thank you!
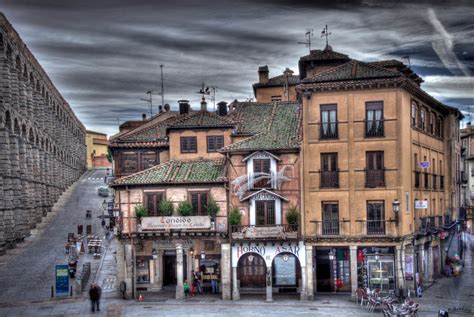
[89, 283, 102, 312]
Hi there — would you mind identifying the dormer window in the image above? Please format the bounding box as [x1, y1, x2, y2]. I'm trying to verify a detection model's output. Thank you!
[243, 151, 279, 190]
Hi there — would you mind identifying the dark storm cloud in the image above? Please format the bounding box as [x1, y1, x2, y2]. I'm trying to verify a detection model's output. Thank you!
[1, 0, 472, 136]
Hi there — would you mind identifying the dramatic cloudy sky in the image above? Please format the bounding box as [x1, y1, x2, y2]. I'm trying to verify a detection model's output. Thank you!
[1, 0, 473, 136]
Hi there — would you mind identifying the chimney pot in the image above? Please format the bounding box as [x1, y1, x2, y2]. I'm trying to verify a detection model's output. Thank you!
[178, 100, 190, 115]
[200, 97, 207, 112]
[158, 105, 163, 113]
[142, 113, 146, 120]
[164, 103, 170, 112]
[217, 101, 228, 116]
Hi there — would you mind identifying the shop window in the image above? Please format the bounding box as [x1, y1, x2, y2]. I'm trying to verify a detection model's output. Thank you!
[190, 192, 208, 215]
[207, 135, 224, 152]
[273, 253, 298, 286]
[136, 257, 150, 284]
[145, 192, 164, 216]
[368, 257, 395, 293]
[180, 136, 197, 153]
[256, 200, 275, 225]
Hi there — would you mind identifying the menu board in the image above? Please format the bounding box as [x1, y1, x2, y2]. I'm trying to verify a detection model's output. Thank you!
[274, 254, 296, 286]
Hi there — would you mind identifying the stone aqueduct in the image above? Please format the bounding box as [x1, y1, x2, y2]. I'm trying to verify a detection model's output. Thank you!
[0, 14, 87, 254]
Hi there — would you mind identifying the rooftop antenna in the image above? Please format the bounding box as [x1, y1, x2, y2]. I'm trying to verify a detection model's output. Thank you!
[210, 86, 218, 111]
[321, 25, 331, 48]
[139, 91, 153, 117]
[196, 82, 211, 99]
[159, 64, 165, 106]
[298, 28, 314, 52]
[402, 56, 411, 68]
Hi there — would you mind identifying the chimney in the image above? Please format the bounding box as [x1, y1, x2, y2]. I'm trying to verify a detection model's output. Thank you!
[142, 113, 147, 121]
[217, 101, 228, 116]
[158, 105, 163, 113]
[164, 103, 170, 112]
[178, 100, 190, 115]
[258, 65, 269, 84]
[200, 97, 207, 112]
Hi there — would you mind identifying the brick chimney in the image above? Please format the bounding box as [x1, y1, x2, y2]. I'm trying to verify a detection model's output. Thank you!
[158, 105, 163, 113]
[142, 113, 146, 120]
[258, 65, 269, 84]
[217, 101, 228, 116]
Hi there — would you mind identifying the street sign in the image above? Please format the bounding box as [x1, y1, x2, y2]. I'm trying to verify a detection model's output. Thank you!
[415, 200, 428, 209]
[419, 161, 430, 169]
[55, 264, 69, 296]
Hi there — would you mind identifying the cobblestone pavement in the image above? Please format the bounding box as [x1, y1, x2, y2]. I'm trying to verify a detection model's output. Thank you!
[0, 169, 110, 304]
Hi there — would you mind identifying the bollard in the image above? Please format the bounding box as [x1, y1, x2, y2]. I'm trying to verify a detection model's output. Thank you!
[51, 285, 54, 298]
[70, 285, 73, 296]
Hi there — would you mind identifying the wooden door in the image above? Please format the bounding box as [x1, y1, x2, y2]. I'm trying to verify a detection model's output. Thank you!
[238, 253, 266, 288]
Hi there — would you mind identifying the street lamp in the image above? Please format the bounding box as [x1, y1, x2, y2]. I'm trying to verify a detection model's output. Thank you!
[374, 250, 380, 261]
[328, 249, 335, 261]
[102, 199, 107, 212]
[392, 199, 400, 225]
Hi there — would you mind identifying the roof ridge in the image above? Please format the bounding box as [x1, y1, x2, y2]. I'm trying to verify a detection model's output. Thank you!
[267, 103, 278, 132]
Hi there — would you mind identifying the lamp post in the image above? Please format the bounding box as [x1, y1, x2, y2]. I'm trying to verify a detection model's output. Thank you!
[328, 249, 335, 261]
[393, 199, 400, 225]
[190, 247, 195, 272]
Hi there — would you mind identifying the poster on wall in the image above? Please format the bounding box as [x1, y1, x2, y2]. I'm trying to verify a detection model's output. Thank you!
[404, 255, 414, 280]
[415, 200, 428, 209]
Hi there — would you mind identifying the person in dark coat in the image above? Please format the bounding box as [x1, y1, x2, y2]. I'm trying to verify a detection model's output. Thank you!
[89, 283, 102, 312]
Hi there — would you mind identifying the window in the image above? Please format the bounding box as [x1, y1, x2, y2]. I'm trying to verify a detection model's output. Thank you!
[424, 172, 429, 189]
[365, 101, 384, 137]
[367, 202, 385, 235]
[420, 108, 425, 130]
[145, 192, 164, 216]
[320, 104, 338, 139]
[253, 158, 271, 189]
[190, 192, 208, 215]
[322, 202, 339, 235]
[122, 152, 138, 174]
[366, 151, 385, 187]
[320, 153, 339, 188]
[207, 135, 224, 152]
[271, 95, 282, 102]
[411, 102, 417, 127]
[256, 200, 275, 225]
[430, 112, 435, 134]
[180, 136, 197, 153]
[141, 152, 158, 170]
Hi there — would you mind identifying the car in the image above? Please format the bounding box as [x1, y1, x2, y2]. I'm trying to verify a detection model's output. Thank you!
[98, 186, 109, 197]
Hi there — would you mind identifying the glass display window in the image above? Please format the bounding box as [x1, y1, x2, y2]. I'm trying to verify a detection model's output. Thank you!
[367, 255, 395, 293]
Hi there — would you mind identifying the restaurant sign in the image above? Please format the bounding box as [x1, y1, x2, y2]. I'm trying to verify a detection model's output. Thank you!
[141, 216, 211, 230]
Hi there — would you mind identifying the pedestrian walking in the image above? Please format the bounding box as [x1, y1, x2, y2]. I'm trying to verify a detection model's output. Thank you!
[194, 270, 203, 294]
[211, 274, 219, 294]
[89, 283, 102, 312]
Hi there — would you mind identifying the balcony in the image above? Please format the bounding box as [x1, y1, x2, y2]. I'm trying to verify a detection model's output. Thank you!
[313, 220, 350, 236]
[248, 172, 277, 190]
[365, 169, 385, 188]
[320, 170, 339, 188]
[366, 220, 386, 235]
[230, 224, 298, 240]
[313, 219, 396, 239]
[320, 126, 338, 140]
[365, 120, 384, 137]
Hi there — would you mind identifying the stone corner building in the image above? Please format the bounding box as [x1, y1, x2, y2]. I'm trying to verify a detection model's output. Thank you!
[0, 13, 87, 254]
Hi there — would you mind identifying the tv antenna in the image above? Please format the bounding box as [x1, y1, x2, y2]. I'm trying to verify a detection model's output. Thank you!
[159, 64, 165, 106]
[402, 56, 411, 68]
[298, 28, 314, 52]
[139, 91, 153, 117]
[196, 82, 211, 97]
[321, 25, 331, 47]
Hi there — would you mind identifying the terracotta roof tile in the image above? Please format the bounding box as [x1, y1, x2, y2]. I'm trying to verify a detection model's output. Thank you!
[112, 158, 226, 186]
[168, 110, 235, 130]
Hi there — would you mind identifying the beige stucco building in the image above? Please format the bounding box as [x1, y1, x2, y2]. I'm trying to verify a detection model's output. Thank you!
[85, 130, 111, 169]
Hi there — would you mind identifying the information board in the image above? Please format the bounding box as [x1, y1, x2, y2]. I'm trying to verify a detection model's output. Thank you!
[55, 264, 69, 296]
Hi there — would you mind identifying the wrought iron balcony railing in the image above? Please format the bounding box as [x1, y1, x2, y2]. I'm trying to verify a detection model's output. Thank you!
[230, 224, 298, 240]
[320, 170, 339, 188]
[365, 120, 384, 137]
[365, 169, 385, 188]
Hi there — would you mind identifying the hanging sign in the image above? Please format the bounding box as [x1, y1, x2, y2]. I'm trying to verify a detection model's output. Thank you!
[415, 200, 428, 209]
[419, 161, 430, 169]
[55, 264, 69, 296]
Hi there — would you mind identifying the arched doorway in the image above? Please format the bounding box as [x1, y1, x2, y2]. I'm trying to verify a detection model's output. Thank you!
[237, 253, 266, 288]
[272, 253, 301, 292]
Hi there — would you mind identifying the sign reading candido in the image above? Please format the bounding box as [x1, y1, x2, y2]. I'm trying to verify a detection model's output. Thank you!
[141, 216, 211, 230]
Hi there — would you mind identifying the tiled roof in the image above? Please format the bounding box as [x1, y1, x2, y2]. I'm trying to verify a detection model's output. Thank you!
[223, 102, 301, 152]
[109, 112, 179, 147]
[253, 74, 300, 88]
[167, 110, 235, 130]
[299, 47, 350, 62]
[112, 158, 226, 186]
[302, 60, 400, 83]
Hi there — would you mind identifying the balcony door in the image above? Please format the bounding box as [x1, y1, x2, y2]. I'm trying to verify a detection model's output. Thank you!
[367, 201, 385, 235]
[322, 203, 339, 235]
[366, 151, 384, 187]
[321, 153, 338, 188]
[256, 201, 275, 226]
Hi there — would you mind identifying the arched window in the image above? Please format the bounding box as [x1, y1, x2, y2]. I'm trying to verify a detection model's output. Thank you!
[5, 111, 11, 131]
[14, 118, 20, 135]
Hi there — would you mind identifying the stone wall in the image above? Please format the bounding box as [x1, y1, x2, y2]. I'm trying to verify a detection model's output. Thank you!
[0, 14, 87, 254]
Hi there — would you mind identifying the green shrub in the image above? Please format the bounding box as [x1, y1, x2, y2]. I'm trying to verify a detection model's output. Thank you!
[159, 199, 174, 216]
[178, 200, 193, 216]
[285, 205, 299, 225]
[135, 204, 148, 219]
[207, 196, 220, 218]
[228, 206, 242, 226]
